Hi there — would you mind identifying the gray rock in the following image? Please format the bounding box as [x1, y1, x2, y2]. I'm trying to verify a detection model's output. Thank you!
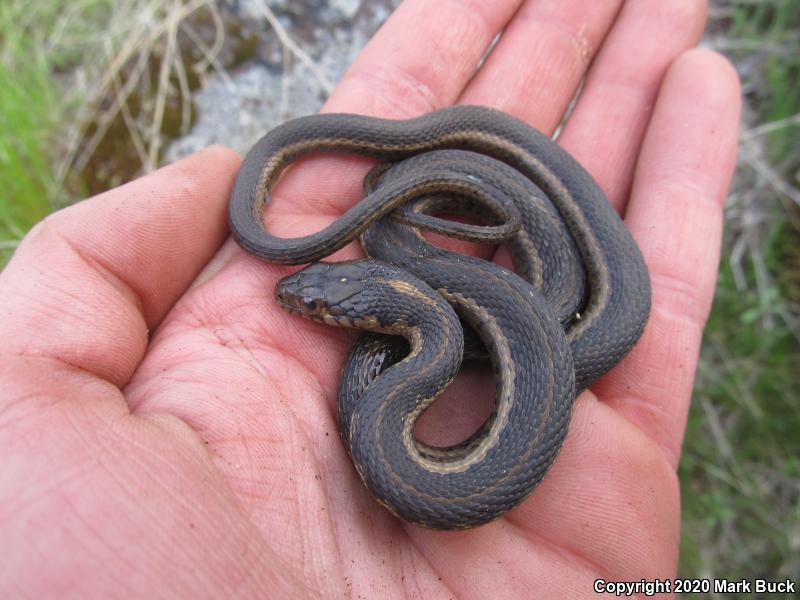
[166, 0, 401, 161]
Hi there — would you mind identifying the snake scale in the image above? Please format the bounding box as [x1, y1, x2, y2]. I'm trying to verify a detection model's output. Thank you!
[228, 105, 651, 529]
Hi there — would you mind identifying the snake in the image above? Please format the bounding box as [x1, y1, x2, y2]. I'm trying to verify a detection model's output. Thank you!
[228, 105, 651, 530]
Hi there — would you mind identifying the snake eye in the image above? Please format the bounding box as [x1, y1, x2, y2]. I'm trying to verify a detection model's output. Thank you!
[302, 296, 319, 312]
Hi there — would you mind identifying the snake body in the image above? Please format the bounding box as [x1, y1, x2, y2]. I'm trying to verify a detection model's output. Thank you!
[229, 105, 651, 529]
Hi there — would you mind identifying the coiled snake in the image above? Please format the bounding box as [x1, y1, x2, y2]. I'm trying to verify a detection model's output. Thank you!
[228, 105, 651, 529]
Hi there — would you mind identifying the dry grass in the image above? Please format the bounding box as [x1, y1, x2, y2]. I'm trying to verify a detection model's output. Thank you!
[1, 0, 332, 262]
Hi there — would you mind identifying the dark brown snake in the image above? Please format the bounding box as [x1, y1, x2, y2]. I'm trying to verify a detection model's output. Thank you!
[228, 105, 651, 530]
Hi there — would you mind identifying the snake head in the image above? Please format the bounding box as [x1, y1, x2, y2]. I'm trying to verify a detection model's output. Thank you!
[275, 261, 381, 329]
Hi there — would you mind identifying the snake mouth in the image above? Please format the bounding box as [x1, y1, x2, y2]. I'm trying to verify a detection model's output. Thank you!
[280, 304, 359, 328]
[279, 303, 325, 322]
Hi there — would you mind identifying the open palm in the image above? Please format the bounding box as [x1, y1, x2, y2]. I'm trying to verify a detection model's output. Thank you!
[1, 1, 740, 596]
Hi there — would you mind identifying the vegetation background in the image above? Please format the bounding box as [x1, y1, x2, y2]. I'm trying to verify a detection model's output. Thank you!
[1, 1, 797, 595]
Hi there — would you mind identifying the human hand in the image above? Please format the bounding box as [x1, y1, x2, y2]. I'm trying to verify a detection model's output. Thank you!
[0, 0, 739, 596]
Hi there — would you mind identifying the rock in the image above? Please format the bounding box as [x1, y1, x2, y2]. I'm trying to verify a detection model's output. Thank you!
[166, 0, 401, 160]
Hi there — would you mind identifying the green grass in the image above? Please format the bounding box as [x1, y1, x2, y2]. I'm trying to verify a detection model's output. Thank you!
[0, 3, 63, 261]
[681, 258, 800, 580]
[0, 0, 212, 264]
[679, 0, 800, 592]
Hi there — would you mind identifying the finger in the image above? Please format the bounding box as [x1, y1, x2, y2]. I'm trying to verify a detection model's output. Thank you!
[459, 0, 624, 132]
[593, 49, 741, 466]
[328, 0, 522, 117]
[0, 146, 241, 388]
[558, 0, 708, 211]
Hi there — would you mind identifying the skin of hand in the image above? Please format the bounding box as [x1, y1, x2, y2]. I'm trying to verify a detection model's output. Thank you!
[0, 0, 740, 597]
